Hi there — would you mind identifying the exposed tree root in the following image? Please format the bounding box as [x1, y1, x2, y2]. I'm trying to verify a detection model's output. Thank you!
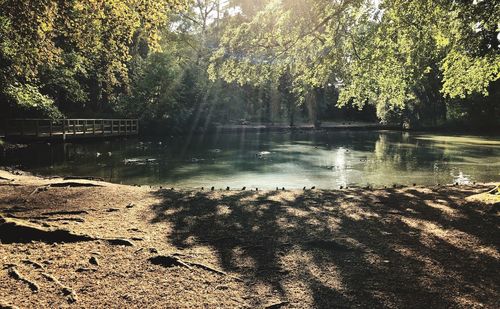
[28, 216, 85, 223]
[187, 261, 227, 276]
[75, 267, 97, 273]
[7, 266, 39, 292]
[149, 255, 193, 269]
[48, 182, 102, 188]
[6, 214, 85, 223]
[41, 273, 78, 303]
[148, 255, 242, 281]
[0, 215, 133, 246]
[0, 215, 94, 244]
[42, 210, 89, 216]
[45, 217, 85, 223]
[106, 238, 134, 246]
[28, 186, 48, 196]
[63, 176, 104, 182]
[21, 260, 44, 269]
[265, 301, 289, 309]
[488, 185, 499, 195]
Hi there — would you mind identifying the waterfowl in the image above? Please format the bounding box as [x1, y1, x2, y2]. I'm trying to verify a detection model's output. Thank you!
[242, 187, 246, 190]
[311, 186, 316, 190]
[340, 186, 343, 189]
[201, 187, 204, 190]
[226, 186, 230, 190]
[211, 186, 215, 191]
[255, 188, 259, 191]
[303, 186, 306, 190]
[282, 187, 285, 191]
[96, 152, 101, 157]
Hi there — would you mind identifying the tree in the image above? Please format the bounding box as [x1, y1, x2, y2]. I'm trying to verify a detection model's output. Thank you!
[209, 0, 500, 125]
[0, 0, 188, 118]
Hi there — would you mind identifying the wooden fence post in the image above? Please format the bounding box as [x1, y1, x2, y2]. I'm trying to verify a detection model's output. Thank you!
[62, 119, 66, 141]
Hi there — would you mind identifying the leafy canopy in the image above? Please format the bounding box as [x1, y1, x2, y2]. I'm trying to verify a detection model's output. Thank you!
[209, 0, 500, 122]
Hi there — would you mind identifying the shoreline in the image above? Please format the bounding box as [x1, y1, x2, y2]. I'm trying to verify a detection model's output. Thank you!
[0, 169, 498, 308]
[3, 122, 500, 144]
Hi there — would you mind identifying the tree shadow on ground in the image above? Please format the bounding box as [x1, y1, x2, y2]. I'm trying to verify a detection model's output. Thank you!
[150, 186, 499, 308]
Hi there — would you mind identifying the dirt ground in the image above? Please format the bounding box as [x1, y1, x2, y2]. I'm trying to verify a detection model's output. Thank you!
[0, 169, 498, 308]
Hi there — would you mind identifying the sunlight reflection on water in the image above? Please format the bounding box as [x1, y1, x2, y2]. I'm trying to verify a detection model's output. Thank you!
[2, 130, 499, 188]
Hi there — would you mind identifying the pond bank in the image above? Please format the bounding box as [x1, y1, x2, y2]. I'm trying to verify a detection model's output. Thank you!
[215, 121, 397, 133]
[0, 170, 498, 308]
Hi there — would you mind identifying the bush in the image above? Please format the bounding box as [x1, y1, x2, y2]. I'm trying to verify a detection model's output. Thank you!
[5, 83, 62, 119]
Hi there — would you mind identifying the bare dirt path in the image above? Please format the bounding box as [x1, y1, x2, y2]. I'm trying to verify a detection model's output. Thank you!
[0, 170, 498, 308]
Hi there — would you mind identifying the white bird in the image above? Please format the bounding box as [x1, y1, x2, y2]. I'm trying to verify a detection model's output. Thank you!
[96, 152, 101, 158]
[108, 152, 112, 156]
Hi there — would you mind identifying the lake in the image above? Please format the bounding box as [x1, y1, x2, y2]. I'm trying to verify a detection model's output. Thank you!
[1, 130, 499, 189]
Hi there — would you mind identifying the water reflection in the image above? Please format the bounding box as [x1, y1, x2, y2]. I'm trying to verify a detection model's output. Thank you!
[1, 131, 499, 188]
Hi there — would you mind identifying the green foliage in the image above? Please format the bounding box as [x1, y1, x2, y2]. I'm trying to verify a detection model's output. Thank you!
[1, 0, 497, 130]
[116, 52, 181, 120]
[210, 0, 500, 125]
[0, 0, 187, 118]
[441, 50, 500, 98]
[5, 84, 62, 118]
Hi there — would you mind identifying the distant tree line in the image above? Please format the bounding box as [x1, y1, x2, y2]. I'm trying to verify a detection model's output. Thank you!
[1, 0, 498, 132]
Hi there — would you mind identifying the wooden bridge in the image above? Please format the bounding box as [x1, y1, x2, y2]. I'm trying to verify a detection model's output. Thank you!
[1, 119, 139, 141]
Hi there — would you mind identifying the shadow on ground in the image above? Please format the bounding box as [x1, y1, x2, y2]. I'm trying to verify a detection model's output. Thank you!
[150, 186, 499, 308]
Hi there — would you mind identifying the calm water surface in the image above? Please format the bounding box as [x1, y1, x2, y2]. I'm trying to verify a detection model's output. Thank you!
[1, 131, 499, 189]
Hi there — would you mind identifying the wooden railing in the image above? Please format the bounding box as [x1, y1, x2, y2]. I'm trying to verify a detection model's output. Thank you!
[2, 119, 139, 140]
